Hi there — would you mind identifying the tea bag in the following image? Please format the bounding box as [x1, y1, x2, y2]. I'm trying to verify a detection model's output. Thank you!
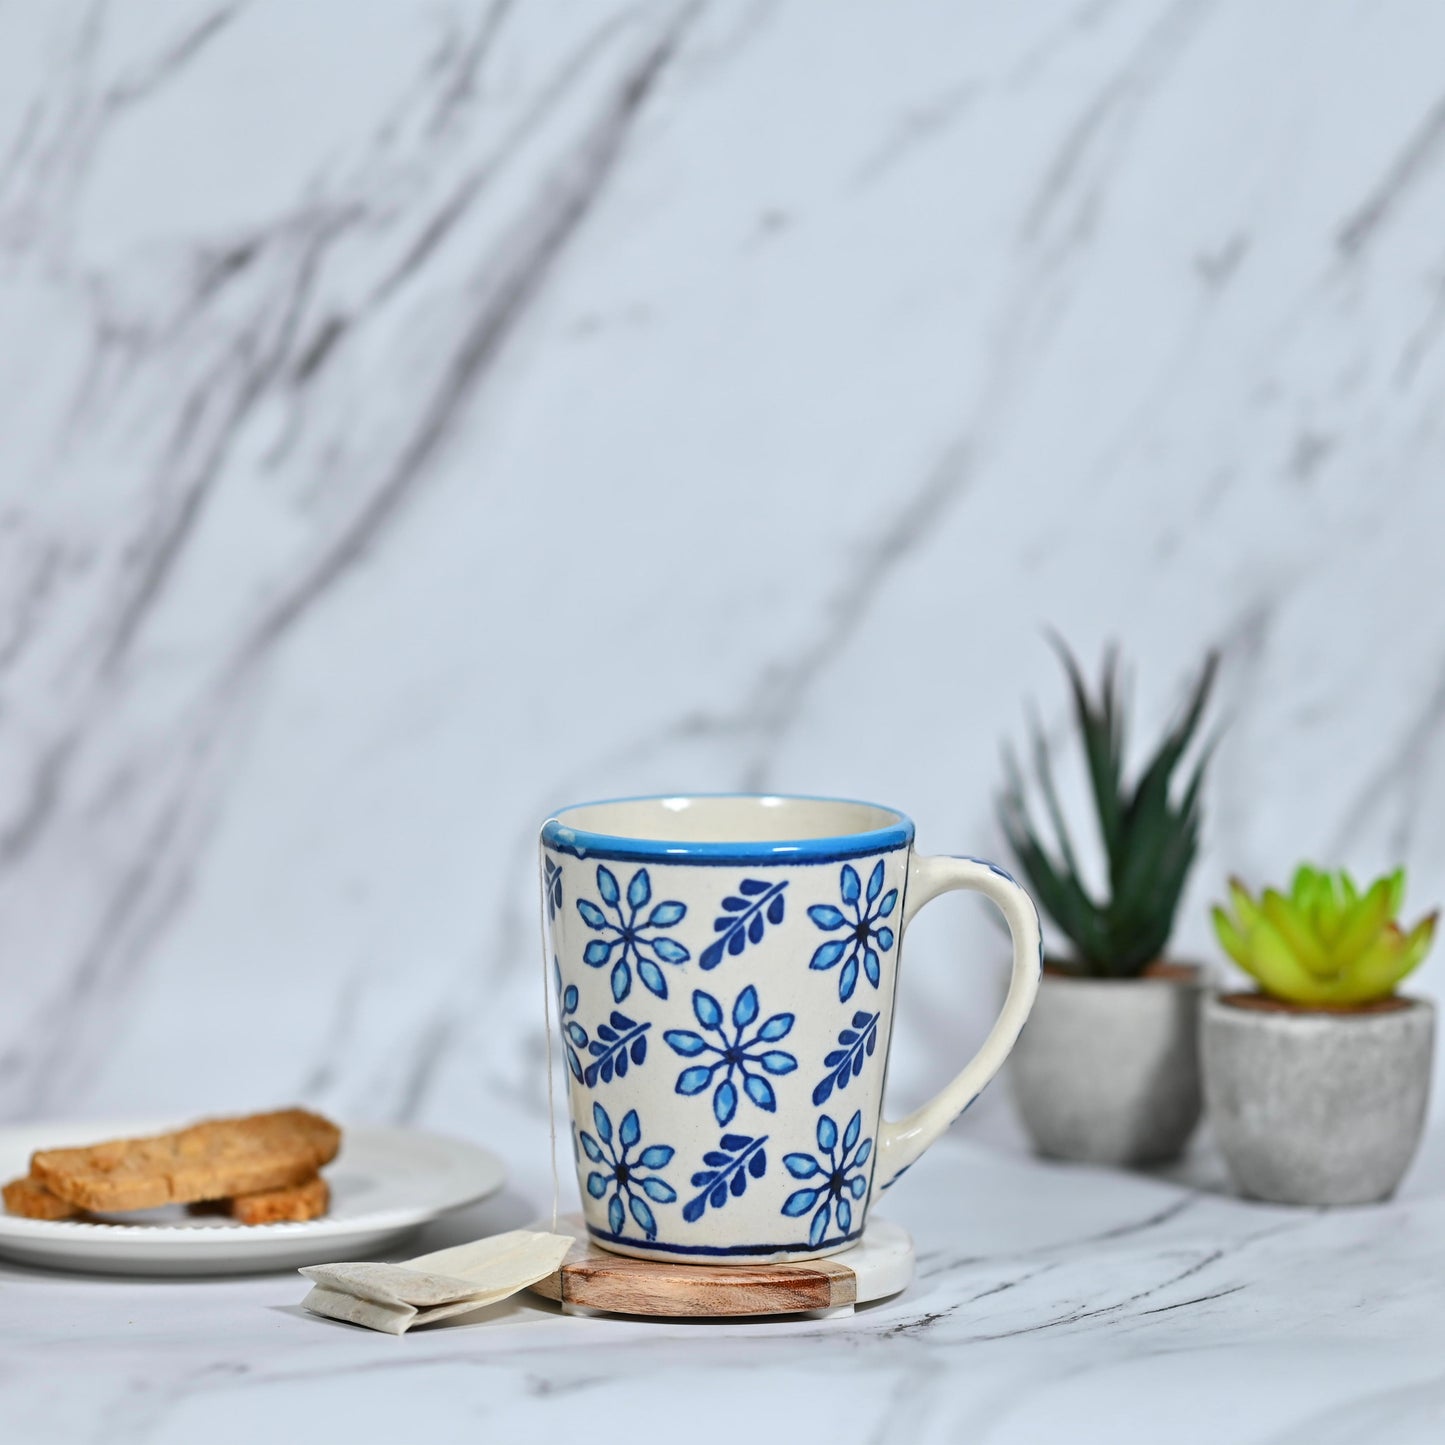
[300, 1229, 574, 1334]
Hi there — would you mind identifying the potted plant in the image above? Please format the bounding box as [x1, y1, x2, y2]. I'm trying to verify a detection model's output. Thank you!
[998, 642, 1218, 1165]
[1203, 866, 1436, 1205]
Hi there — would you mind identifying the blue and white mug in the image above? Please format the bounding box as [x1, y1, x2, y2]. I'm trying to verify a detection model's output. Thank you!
[541, 795, 1041, 1264]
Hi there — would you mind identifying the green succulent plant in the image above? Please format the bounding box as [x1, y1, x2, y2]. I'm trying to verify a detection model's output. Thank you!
[1212, 866, 1437, 1007]
[998, 642, 1218, 979]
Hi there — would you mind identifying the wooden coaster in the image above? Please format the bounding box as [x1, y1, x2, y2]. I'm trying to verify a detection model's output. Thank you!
[529, 1214, 913, 1319]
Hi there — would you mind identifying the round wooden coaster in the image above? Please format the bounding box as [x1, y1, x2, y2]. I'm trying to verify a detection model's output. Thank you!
[529, 1214, 914, 1319]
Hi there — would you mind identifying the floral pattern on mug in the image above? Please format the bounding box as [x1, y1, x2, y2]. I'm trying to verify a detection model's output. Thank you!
[807, 861, 898, 1002]
[576, 864, 690, 1003]
[664, 985, 797, 1126]
[781, 1110, 874, 1248]
[580, 1102, 676, 1240]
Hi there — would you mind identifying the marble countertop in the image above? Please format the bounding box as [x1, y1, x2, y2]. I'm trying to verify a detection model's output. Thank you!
[5, 1126, 1444, 1445]
[2, 3, 1444, 1439]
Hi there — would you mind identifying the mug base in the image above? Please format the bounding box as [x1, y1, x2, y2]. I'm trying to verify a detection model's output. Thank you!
[587, 1228, 863, 1267]
[529, 1214, 913, 1318]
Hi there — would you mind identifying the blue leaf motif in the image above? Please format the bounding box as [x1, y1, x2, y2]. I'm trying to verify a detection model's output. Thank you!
[637, 958, 667, 999]
[611, 959, 631, 1003]
[864, 949, 880, 988]
[813, 1010, 880, 1106]
[680, 1132, 768, 1223]
[866, 859, 884, 902]
[713, 1078, 738, 1126]
[699, 877, 788, 970]
[629, 1196, 657, 1238]
[664, 1029, 706, 1056]
[809, 1204, 830, 1248]
[627, 869, 651, 911]
[554, 958, 588, 1085]
[733, 985, 758, 1028]
[597, 866, 620, 906]
[582, 1008, 651, 1089]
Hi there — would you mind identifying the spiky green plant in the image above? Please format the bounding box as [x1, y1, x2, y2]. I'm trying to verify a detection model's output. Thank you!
[998, 642, 1218, 978]
[1212, 866, 1436, 1006]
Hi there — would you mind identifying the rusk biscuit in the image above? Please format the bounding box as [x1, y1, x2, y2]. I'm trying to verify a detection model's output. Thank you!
[31, 1108, 341, 1212]
[3, 1175, 82, 1221]
[227, 1173, 330, 1224]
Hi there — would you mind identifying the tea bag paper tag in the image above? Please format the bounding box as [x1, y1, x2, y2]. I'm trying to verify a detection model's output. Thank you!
[299, 1229, 573, 1334]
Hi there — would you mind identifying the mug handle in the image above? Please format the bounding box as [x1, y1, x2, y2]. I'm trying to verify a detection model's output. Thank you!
[877, 854, 1042, 1188]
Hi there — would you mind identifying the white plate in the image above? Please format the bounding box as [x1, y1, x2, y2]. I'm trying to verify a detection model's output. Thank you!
[0, 1119, 505, 1275]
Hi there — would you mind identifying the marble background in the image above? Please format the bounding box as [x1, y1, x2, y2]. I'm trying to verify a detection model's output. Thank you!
[2, 0, 1444, 1213]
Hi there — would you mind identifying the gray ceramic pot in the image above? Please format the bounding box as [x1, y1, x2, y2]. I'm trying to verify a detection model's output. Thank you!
[1201, 992, 1435, 1206]
[1009, 966, 1204, 1166]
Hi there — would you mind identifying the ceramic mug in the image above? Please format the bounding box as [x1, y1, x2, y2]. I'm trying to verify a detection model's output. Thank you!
[541, 794, 1041, 1264]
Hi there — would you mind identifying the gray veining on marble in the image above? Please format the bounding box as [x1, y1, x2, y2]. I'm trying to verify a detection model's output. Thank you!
[1, 3, 1444, 1437]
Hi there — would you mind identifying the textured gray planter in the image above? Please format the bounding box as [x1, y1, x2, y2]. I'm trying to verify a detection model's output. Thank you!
[1202, 993, 1435, 1206]
[1009, 966, 1204, 1166]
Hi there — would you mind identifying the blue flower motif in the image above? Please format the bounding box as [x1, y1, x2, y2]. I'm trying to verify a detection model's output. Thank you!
[579, 1102, 677, 1240]
[664, 985, 797, 1126]
[553, 957, 588, 1084]
[781, 1110, 873, 1248]
[544, 857, 563, 920]
[807, 860, 898, 1002]
[576, 864, 690, 1003]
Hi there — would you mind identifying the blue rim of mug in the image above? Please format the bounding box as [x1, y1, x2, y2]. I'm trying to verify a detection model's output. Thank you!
[541, 792, 915, 865]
